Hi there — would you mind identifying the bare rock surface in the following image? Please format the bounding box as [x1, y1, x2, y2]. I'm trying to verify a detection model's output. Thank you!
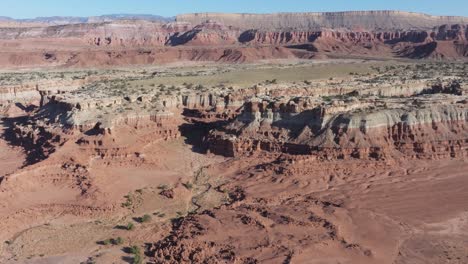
[177, 11, 468, 30]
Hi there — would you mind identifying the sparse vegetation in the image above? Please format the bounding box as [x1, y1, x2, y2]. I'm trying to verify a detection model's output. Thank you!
[130, 245, 143, 264]
[154, 212, 166, 218]
[158, 184, 169, 190]
[122, 194, 134, 208]
[114, 237, 124, 245]
[141, 214, 152, 223]
[176, 211, 184, 217]
[99, 237, 125, 246]
[126, 222, 135, 231]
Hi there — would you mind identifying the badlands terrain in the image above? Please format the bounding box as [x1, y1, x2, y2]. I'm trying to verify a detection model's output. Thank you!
[0, 11, 467, 264]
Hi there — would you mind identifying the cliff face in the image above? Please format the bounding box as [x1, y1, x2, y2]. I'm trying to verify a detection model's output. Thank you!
[2, 17, 466, 46]
[0, 12, 467, 68]
[176, 11, 468, 30]
[207, 81, 468, 160]
[236, 25, 468, 60]
[241, 24, 467, 45]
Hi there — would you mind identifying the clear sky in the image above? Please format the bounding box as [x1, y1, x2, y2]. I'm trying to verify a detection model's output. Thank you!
[1, 0, 467, 19]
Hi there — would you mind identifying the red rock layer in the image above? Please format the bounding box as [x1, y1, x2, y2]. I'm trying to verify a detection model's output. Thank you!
[0, 21, 466, 68]
[208, 121, 468, 160]
[0, 46, 300, 68]
[207, 100, 468, 160]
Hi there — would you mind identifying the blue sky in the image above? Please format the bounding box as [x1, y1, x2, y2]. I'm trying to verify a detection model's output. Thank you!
[2, 0, 467, 19]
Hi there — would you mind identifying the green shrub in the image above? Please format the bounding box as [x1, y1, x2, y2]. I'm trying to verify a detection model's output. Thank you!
[126, 222, 135, 231]
[141, 214, 152, 223]
[113, 237, 124, 245]
[130, 245, 142, 264]
[130, 245, 140, 254]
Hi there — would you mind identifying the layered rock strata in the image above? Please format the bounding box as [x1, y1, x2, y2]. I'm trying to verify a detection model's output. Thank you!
[0, 12, 467, 68]
[176, 11, 468, 31]
[207, 89, 468, 160]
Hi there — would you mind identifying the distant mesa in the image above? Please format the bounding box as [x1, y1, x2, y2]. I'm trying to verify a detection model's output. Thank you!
[176, 11, 468, 30]
[0, 11, 466, 68]
[1, 11, 467, 30]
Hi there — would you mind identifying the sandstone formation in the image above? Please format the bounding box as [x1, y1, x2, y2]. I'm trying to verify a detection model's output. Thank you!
[176, 11, 468, 30]
[3, 62, 465, 167]
[0, 11, 466, 68]
[208, 89, 467, 159]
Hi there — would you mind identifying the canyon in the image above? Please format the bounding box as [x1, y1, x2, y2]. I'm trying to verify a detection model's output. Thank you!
[0, 10, 467, 264]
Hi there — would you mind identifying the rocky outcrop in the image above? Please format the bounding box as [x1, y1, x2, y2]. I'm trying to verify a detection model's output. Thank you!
[207, 85, 468, 160]
[0, 79, 86, 103]
[1, 82, 251, 164]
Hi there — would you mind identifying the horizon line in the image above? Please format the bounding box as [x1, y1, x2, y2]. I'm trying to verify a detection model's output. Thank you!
[2, 9, 468, 20]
